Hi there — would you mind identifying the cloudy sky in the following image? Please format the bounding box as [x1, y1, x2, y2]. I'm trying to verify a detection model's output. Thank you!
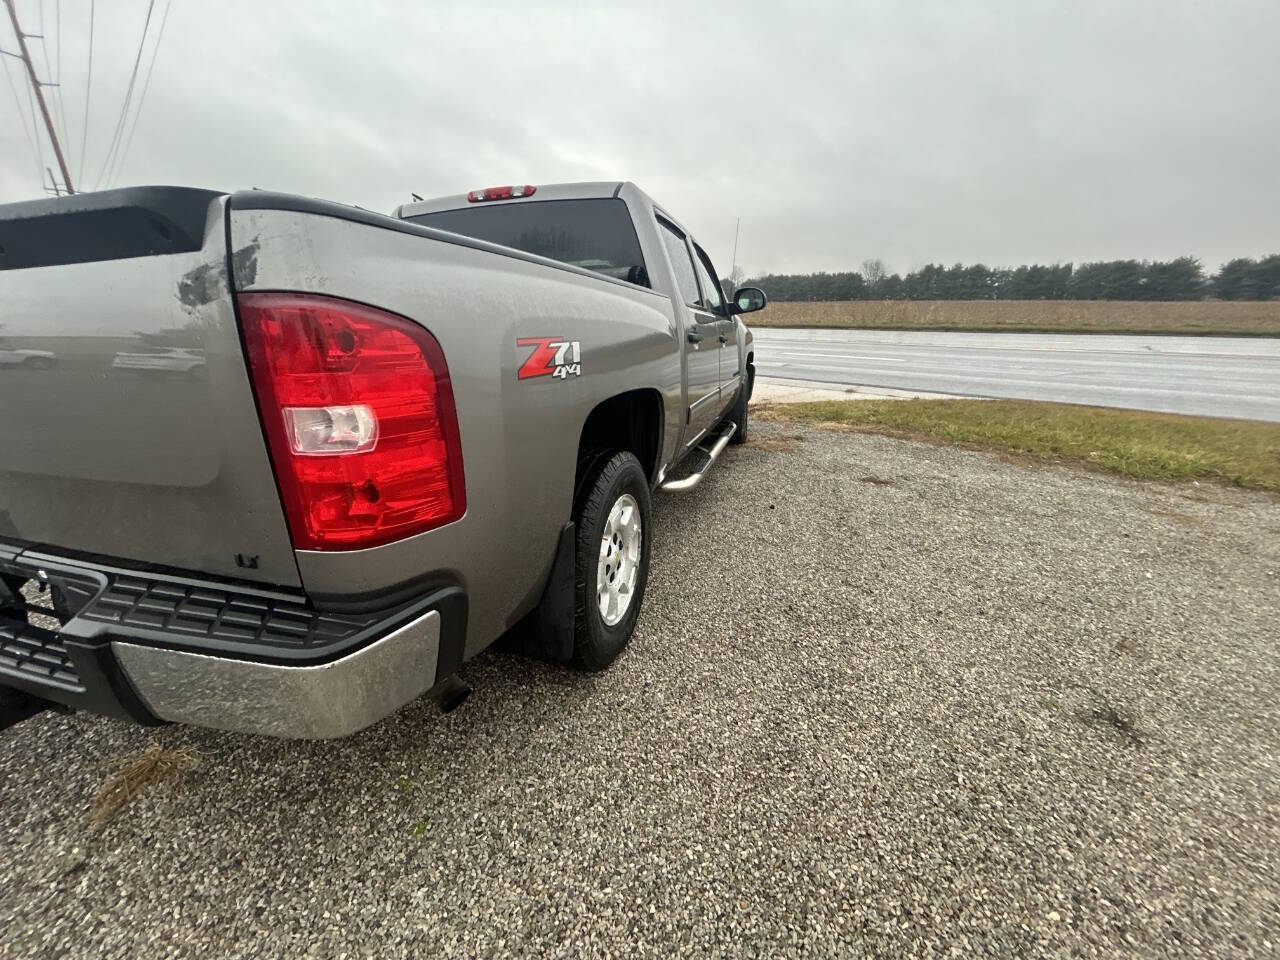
[3, 0, 1277, 275]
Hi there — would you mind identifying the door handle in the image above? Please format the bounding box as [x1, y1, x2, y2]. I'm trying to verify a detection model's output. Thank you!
[686, 331, 703, 344]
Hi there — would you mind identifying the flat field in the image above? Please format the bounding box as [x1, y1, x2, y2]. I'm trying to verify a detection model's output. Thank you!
[752, 299, 1280, 335]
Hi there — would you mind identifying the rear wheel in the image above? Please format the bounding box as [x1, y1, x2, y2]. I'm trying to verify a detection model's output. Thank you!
[572, 451, 651, 671]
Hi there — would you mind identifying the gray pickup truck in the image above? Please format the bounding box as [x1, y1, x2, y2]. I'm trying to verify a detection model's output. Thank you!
[0, 181, 764, 737]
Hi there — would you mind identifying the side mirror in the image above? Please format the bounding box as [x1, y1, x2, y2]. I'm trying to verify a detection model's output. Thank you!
[731, 286, 767, 314]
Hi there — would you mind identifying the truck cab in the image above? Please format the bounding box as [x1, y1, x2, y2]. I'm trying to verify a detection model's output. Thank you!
[397, 182, 756, 455]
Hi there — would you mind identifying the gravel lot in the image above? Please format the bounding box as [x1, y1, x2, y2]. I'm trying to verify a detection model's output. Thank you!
[2, 419, 1278, 958]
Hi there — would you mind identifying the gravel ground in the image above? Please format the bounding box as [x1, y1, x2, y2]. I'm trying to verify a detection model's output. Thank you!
[2, 419, 1278, 958]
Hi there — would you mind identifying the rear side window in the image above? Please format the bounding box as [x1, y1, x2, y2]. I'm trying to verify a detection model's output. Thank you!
[407, 198, 649, 287]
[657, 219, 701, 307]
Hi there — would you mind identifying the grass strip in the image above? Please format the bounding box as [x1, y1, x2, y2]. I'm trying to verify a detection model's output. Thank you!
[763, 398, 1280, 491]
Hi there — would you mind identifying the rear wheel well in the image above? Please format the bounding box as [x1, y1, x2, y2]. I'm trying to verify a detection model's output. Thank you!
[577, 390, 663, 492]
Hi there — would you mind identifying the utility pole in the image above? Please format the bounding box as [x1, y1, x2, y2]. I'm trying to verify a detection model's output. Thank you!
[4, 0, 74, 194]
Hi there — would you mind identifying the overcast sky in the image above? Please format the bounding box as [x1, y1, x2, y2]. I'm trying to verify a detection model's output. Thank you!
[3, 0, 1277, 275]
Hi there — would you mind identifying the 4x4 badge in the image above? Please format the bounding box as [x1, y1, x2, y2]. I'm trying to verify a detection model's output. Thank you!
[517, 337, 582, 380]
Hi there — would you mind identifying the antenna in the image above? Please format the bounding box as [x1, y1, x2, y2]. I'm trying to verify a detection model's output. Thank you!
[730, 216, 741, 278]
[3, 0, 74, 193]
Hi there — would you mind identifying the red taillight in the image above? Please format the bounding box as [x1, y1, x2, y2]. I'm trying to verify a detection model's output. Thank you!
[466, 184, 536, 202]
[238, 292, 465, 550]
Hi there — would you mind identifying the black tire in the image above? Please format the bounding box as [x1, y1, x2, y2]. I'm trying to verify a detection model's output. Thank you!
[572, 451, 652, 671]
[728, 375, 749, 445]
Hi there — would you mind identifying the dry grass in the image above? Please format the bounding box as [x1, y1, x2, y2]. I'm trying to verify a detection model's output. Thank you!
[750, 434, 805, 452]
[752, 300, 1280, 336]
[90, 744, 200, 828]
[764, 398, 1280, 491]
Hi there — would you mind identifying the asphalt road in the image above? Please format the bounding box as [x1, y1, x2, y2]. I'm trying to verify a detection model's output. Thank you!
[3, 419, 1277, 958]
[753, 328, 1280, 421]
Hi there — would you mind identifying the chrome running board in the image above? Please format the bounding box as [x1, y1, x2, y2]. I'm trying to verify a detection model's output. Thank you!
[660, 421, 736, 493]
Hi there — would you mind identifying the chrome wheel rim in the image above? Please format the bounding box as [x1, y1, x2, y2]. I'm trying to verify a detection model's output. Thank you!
[597, 493, 642, 626]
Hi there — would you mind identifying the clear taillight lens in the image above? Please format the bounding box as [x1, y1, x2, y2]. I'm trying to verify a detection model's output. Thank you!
[283, 405, 378, 455]
[238, 292, 466, 550]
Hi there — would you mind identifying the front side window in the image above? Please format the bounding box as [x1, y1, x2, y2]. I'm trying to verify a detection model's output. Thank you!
[692, 243, 725, 313]
[657, 219, 700, 306]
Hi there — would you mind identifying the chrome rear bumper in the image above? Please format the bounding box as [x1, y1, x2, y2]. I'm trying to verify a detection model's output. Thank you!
[113, 610, 441, 739]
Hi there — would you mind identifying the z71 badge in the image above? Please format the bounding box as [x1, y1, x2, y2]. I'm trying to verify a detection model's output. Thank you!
[517, 337, 583, 380]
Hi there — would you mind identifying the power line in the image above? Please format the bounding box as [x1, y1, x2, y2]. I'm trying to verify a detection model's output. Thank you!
[77, 0, 92, 186]
[4, 5, 47, 180]
[22, 52, 40, 157]
[94, 0, 154, 190]
[53, 0, 70, 151]
[34, 0, 68, 150]
[110, 0, 170, 187]
[2, 24, 36, 149]
[2, 48, 44, 183]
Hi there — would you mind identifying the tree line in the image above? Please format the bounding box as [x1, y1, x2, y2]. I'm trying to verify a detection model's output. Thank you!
[742, 255, 1280, 302]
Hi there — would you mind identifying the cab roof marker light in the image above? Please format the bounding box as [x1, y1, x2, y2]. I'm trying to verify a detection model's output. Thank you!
[466, 185, 537, 203]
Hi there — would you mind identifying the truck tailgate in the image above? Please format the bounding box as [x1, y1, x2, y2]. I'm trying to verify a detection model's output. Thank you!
[0, 188, 300, 587]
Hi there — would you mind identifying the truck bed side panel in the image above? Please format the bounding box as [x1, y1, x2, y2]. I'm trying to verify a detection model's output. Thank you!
[229, 204, 681, 656]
